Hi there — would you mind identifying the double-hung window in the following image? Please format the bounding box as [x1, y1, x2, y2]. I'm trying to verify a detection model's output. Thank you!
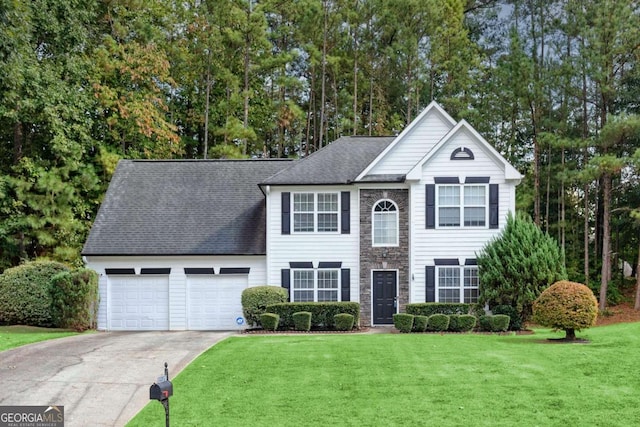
[437, 265, 479, 303]
[372, 200, 398, 246]
[293, 193, 339, 232]
[292, 269, 339, 302]
[437, 184, 487, 227]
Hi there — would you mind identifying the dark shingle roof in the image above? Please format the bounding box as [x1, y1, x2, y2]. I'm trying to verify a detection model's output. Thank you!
[82, 159, 292, 256]
[261, 136, 396, 185]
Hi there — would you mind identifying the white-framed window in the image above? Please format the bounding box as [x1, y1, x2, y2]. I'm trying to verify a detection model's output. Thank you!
[437, 266, 479, 303]
[372, 200, 398, 246]
[437, 184, 487, 228]
[293, 192, 339, 232]
[292, 269, 340, 302]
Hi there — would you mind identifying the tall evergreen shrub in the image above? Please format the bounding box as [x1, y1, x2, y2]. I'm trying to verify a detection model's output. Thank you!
[477, 213, 567, 324]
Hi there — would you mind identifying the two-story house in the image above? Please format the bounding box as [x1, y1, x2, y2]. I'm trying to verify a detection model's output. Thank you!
[82, 102, 522, 330]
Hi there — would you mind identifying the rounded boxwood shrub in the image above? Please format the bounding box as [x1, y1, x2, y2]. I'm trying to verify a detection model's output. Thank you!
[412, 315, 428, 332]
[491, 314, 511, 332]
[393, 313, 414, 333]
[0, 261, 69, 326]
[241, 286, 288, 327]
[50, 269, 99, 331]
[292, 311, 312, 331]
[334, 313, 355, 331]
[260, 313, 279, 331]
[492, 305, 523, 331]
[427, 314, 450, 332]
[456, 314, 477, 332]
[532, 280, 598, 340]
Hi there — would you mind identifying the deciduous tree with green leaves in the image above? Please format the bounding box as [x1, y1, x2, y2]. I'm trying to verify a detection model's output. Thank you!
[477, 213, 567, 324]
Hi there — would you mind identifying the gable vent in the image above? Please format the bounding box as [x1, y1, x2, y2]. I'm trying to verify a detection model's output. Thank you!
[451, 147, 474, 160]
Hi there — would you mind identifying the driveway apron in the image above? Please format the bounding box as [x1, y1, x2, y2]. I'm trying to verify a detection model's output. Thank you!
[0, 331, 233, 426]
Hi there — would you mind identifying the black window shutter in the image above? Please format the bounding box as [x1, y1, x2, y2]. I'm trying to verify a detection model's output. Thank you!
[282, 192, 291, 234]
[489, 184, 499, 229]
[426, 184, 436, 229]
[425, 266, 436, 302]
[281, 269, 291, 301]
[341, 192, 350, 234]
[341, 268, 350, 301]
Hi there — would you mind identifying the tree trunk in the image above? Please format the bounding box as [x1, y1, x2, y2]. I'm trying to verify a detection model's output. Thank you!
[599, 173, 611, 311]
[565, 328, 576, 340]
[634, 239, 640, 310]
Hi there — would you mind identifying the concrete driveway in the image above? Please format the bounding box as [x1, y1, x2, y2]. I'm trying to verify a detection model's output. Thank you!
[0, 331, 233, 426]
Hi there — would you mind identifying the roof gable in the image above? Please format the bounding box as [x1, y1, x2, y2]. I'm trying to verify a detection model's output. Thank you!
[356, 101, 456, 180]
[82, 159, 291, 256]
[406, 119, 523, 181]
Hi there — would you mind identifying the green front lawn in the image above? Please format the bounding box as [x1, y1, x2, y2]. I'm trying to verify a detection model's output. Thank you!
[0, 325, 79, 351]
[129, 324, 640, 427]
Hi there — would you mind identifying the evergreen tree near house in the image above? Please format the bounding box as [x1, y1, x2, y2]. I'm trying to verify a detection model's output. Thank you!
[477, 213, 567, 326]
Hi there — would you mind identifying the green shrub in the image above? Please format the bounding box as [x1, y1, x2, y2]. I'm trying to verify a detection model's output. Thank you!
[427, 314, 450, 332]
[241, 286, 288, 327]
[50, 269, 99, 331]
[491, 314, 511, 332]
[393, 313, 414, 333]
[456, 315, 477, 332]
[266, 302, 360, 330]
[260, 313, 279, 331]
[533, 280, 598, 340]
[0, 261, 69, 326]
[406, 303, 470, 317]
[292, 311, 312, 331]
[412, 315, 428, 332]
[334, 313, 355, 331]
[492, 305, 523, 330]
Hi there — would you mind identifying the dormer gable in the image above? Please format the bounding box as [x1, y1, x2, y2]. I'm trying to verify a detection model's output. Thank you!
[356, 101, 456, 180]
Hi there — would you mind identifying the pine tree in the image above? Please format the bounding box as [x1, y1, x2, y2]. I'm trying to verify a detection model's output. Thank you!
[477, 213, 567, 323]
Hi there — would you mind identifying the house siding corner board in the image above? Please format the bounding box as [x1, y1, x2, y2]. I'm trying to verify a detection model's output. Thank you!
[359, 188, 409, 326]
[86, 255, 266, 331]
[369, 111, 453, 175]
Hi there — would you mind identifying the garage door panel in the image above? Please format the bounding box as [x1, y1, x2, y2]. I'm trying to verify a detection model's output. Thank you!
[109, 276, 169, 331]
[188, 275, 247, 330]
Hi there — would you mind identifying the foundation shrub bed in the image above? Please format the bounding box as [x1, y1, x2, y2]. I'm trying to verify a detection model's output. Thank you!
[492, 305, 523, 331]
[406, 303, 470, 317]
[260, 313, 279, 331]
[334, 313, 355, 331]
[292, 311, 312, 331]
[393, 313, 414, 333]
[427, 314, 450, 332]
[448, 314, 476, 332]
[265, 302, 360, 330]
[479, 315, 511, 332]
[412, 315, 429, 332]
[241, 286, 289, 327]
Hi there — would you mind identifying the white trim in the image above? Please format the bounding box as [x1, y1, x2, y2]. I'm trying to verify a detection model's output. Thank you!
[356, 101, 457, 181]
[370, 269, 399, 326]
[406, 120, 523, 181]
[291, 191, 341, 234]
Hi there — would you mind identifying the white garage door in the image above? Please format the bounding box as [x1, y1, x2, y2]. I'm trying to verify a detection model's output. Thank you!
[188, 275, 248, 330]
[109, 276, 169, 330]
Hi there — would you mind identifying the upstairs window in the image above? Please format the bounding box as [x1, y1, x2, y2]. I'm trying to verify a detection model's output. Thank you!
[293, 192, 339, 233]
[437, 185, 487, 228]
[372, 200, 398, 246]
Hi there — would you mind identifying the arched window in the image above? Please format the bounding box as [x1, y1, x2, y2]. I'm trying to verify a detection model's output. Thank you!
[373, 200, 398, 246]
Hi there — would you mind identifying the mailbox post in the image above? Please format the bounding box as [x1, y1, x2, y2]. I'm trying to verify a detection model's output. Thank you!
[150, 362, 173, 427]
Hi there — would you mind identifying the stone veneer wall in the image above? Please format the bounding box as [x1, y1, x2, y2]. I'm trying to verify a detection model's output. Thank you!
[359, 189, 409, 326]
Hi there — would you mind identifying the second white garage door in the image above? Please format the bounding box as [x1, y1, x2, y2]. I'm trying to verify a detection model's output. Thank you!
[187, 275, 248, 330]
